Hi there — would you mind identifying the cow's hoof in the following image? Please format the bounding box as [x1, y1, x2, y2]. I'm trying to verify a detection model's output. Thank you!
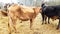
[20, 21, 22, 23]
[48, 23, 50, 24]
[30, 27, 33, 30]
[56, 27, 59, 30]
[42, 23, 44, 25]
[9, 32, 11, 34]
[15, 31, 20, 33]
[20, 22, 22, 23]
[45, 23, 47, 24]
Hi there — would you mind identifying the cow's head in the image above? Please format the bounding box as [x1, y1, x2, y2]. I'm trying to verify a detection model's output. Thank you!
[33, 7, 42, 14]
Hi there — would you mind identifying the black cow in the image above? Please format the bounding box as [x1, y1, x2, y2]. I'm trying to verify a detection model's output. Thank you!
[41, 3, 60, 29]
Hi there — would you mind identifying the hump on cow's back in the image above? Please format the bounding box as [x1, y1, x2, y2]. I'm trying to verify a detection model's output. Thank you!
[19, 5, 34, 13]
[21, 8, 34, 13]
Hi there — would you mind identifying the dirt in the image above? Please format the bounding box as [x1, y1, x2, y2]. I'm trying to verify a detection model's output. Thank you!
[0, 13, 60, 34]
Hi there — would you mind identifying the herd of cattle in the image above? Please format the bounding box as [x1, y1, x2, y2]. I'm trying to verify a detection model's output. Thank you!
[0, 3, 60, 34]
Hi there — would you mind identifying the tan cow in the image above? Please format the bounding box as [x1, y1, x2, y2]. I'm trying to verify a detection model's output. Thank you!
[8, 4, 42, 34]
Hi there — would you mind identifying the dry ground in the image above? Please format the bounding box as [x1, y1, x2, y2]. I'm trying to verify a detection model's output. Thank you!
[0, 13, 60, 34]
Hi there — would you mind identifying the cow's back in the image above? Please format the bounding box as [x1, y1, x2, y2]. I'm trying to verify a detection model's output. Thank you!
[8, 4, 35, 21]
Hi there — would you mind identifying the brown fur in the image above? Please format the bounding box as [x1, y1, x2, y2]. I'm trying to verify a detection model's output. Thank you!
[51, 16, 58, 21]
[8, 4, 42, 34]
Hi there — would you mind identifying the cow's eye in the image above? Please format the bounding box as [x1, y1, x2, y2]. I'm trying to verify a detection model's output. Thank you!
[40, 8, 42, 10]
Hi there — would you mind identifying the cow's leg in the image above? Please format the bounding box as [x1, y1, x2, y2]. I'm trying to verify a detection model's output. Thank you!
[20, 20, 22, 23]
[9, 16, 17, 33]
[12, 18, 18, 33]
[30, 19, 33, 30]
[56, 18, 60, 29]
[48, 17, 50, 24]
[41, 13, 45, 25]
[8, 22, 11, 34]
[8, 16, 12, 34]
[45, 15, 47, 24]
